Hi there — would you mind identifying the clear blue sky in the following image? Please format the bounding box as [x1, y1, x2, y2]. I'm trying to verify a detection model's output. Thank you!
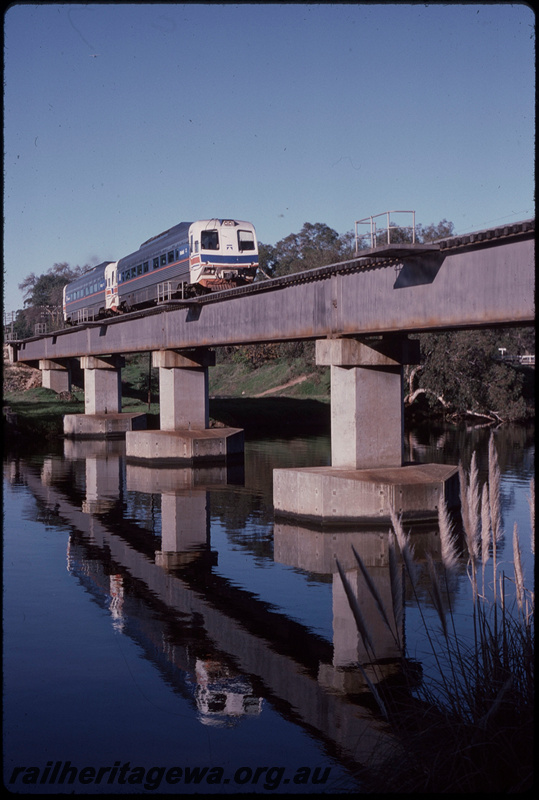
[3, 2, 535, 314]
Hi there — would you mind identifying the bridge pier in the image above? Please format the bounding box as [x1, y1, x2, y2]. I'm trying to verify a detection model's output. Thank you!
[274, 336, 459, 523]
[126, 349, 244, 464]
[81, 355, 123, 414]
[39, 359, 72, 393]
[316, 336, 418, 469]
[154, 348, 212, 431]
[64, 355, 146, 438]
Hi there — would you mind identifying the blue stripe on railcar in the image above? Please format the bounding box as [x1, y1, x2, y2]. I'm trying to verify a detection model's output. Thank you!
[199, 254, 258, 265]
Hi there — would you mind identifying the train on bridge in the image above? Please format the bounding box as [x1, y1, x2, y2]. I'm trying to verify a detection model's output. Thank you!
[63, 218, 258, 324]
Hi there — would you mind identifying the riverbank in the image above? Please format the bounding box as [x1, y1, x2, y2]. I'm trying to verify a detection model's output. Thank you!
[3, 352, 531, 442]
[2, 355, 332, 441]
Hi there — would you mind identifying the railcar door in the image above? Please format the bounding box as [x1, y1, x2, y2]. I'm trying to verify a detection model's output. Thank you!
[105, 262, 119, 313]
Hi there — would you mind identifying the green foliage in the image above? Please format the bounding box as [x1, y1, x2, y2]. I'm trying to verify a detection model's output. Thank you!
[259, 221, 354, 278]
[3, 386, 84, 438]
[12, 262, 89, 336]
[416, 218, 455, 242]
[122, 353, 159, 396]
[217, 341, 315, 371]
[413, 328, 534, 421]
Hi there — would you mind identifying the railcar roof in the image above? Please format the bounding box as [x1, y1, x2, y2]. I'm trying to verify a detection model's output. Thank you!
[138, 221, 193, 249]
[67, 262, 112, 288]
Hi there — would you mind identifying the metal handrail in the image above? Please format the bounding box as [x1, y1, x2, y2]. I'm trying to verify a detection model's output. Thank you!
[354, 210, 416, 253]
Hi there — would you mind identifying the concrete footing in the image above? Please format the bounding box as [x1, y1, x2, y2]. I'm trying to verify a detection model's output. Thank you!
[273, 463, 459, 525]
[125, 427, 244, 464]
[64, 412, 147, 439]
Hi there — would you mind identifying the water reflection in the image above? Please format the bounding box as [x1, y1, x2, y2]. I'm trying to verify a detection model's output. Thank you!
[10, 442, 395, 774]
[4, 422, 533, 788]
[273, 518, 464, 695]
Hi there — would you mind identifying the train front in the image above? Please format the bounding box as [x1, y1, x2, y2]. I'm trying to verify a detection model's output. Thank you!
[189, 219, 258, 290]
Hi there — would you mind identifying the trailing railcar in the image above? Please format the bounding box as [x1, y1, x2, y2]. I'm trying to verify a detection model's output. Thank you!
[62, 219, 258, 323]
[63, 261, 112, 325]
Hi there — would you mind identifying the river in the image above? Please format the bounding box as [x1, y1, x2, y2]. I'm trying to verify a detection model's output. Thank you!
[2, 420, 534, 794]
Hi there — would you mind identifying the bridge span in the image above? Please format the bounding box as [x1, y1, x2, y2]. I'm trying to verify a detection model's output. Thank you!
[6, 219, 534, 523]
[9, 219, 535, 363]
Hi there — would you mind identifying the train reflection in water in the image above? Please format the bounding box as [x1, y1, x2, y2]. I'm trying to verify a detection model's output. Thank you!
[59, 439, 262, 730]
[66, 539, 263, 728]
[13, 436, 461, 774]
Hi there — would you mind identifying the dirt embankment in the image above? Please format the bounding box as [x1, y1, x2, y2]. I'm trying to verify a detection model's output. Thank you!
[3, 350, 42, 394]
[253, 374, 312, 397]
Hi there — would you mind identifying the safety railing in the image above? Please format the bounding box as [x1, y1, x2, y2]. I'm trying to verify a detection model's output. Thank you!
[157, 281, 173, 303]
[354, 210, 416, 253]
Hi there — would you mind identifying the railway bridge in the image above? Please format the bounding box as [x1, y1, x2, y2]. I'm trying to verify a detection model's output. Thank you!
[7, 218, 535, 522]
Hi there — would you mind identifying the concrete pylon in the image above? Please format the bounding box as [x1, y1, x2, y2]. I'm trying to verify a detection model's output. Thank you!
[153, 349, 214, 431]
[316, 336, 420, 469]
[39, 359, 72, 393]
[81, 355, 124, 415]
[126, 349, 244, 464]
[64, 355, 146, 438]
[273, 336, 460, 524]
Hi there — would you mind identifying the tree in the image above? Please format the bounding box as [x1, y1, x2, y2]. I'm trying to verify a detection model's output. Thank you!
[16, 262, 87, 334]
[19, 262, 84, 308]
[416, 219, 455, 242]
[259, 222, 354, 278]
[406, 328, 534, 422]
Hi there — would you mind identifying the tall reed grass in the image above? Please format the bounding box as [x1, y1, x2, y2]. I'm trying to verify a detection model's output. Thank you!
[337, 434, 534, 793]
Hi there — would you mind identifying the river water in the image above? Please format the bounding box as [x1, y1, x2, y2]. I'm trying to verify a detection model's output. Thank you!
[2, 420, 534, 794]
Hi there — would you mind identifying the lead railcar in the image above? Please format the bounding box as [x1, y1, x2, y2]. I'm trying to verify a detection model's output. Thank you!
[63, 219, 258, 324]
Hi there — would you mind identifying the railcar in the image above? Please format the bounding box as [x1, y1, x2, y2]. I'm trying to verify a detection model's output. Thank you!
[63, 218, 258, 324]
[62, 261, 112, 325]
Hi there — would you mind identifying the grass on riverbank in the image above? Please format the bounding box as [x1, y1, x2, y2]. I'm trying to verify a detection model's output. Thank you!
[209, 359, 330, 399]
[338, 437, 534, 792]
[3, 359, 331, 440]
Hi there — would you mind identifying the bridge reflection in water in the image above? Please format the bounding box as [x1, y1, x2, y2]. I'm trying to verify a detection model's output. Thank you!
[16, 438, 459, 778]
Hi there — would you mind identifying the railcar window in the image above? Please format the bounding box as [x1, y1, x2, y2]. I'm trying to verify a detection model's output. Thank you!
[238, 230, 255, 251]
[143, 262, 149, 273]
[201, 230, 219, 250]
[168, 251, 174, 263]
[137, 264, 142, 275]
[160, 254, 167, 267]
[153, 258, 159, 269]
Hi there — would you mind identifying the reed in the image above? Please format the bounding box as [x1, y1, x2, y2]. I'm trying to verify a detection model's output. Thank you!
[338, 437, 534, 793]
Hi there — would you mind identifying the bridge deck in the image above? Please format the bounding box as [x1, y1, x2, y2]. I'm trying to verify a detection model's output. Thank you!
[9, 221, 534, 364]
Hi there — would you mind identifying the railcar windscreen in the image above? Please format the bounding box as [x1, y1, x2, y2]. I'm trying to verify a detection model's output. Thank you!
[238, 230, 256, 251]
[201, 230, 219, 250]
